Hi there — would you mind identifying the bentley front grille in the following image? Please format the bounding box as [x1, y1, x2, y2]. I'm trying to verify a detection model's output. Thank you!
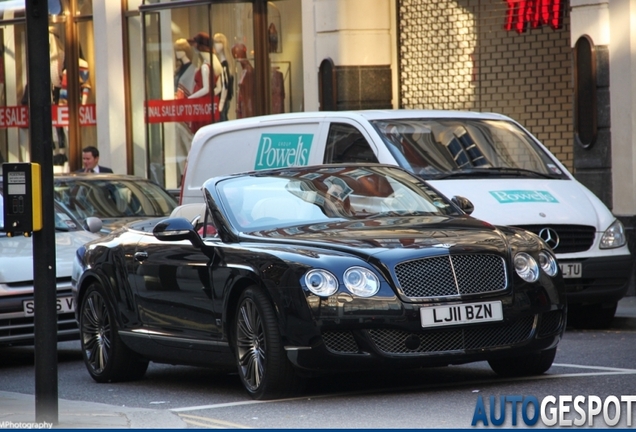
[367, 315, 536, 355]
[394, 254, 507, 299]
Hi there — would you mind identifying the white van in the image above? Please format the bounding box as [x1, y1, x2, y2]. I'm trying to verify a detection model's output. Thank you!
[181, 110, 633, 327]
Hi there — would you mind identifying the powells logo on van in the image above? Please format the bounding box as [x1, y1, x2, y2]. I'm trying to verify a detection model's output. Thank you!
[490, 190, 559, 204]
[255, 134, 313, 170]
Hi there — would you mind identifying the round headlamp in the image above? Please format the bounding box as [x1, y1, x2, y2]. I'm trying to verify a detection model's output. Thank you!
[514, 252, 539, 283]
[343, 267, 380, 297]
[538, 251, 559, 277]
[304, 269, 338, 296]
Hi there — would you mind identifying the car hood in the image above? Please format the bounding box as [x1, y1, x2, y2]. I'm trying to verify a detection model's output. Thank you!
[243, 215, 512, 258]
[426, 178, 607, 228]
[0, 230, 97, 284]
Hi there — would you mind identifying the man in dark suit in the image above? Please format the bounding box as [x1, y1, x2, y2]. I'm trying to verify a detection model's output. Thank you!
[77, 146, 113, 173]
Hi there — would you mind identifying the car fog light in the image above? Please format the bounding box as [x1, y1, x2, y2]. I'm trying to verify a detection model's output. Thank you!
[304, 269, 338, 296]
[343, 267, 380, 297]
[514, 252, 539, 283]
[600, 219, 627, 249]
[538, 251, 559, 277]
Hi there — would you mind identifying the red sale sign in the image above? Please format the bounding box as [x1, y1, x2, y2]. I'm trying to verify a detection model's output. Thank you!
[504, 0, 564, 34]
[145, 97, 220, 124]
[0, 104, 97, 128]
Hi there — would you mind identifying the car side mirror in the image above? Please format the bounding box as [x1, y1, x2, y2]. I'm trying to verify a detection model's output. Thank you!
[84, 217, 103, 234]
[452, 195, 475, 215]
[153, 217, 204, 248]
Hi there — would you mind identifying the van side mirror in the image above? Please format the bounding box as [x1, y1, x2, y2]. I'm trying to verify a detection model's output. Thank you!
[452, 195, 475, 215]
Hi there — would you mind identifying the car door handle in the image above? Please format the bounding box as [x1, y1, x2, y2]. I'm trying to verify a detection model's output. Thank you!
[134, 251, 148, 262]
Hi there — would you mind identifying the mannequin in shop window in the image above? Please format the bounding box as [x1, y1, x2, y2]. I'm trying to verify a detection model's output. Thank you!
[174, 38, 196, 99]
[174, 39, 196, 167]
[188, 32, 222, 133]
[213, 33, 233, 122]
[49, 27, 67, 166]
[231, 43, 255, 119]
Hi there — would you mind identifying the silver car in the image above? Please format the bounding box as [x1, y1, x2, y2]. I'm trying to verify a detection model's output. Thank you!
[0, 191, 100, 346]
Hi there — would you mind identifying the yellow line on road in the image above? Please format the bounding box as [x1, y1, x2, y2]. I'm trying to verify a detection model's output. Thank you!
[179, 413, 252, 429]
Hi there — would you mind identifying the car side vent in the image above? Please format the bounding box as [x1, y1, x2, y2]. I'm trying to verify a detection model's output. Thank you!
[322, 331, 360, 354]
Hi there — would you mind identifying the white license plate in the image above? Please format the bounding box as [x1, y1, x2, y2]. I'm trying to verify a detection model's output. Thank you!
[23, 296, 75, 317]
[420, 300, 503, 328]
[559, 262, 582, 279]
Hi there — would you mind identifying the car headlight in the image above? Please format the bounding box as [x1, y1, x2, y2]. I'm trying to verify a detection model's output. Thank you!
[343, 267, 380, 297]
[514, 252, 539, 282]
[304, 269, 338, 296]
[538, 250, 559, 277]
[600, 219, 627, 249]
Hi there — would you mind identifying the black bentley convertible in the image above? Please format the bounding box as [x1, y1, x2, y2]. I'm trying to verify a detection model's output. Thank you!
[72, 164, 566, 399]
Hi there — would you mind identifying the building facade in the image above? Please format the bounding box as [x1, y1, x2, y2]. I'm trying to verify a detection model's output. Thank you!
[2, 0, 636, 257]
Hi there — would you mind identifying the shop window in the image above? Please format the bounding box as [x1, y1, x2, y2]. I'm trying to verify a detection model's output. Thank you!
[138, 0, 304, 190]
[0, 0, 94, 173]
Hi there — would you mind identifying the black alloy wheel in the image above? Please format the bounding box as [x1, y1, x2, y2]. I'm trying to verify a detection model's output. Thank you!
[80, 283, 148, 382]
[234, 287, 303, 400]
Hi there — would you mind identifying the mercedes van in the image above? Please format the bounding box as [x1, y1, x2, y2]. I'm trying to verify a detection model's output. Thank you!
[180, 110, 633, 327]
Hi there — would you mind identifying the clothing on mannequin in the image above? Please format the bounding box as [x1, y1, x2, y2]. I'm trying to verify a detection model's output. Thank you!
[188, 32, 222, 133]
[231, 43, 255, 119]
[271, 67, 285, 114]
[213, 33, 233, 122]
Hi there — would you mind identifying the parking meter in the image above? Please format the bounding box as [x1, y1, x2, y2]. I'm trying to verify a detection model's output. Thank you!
[2, 162, 42, 236]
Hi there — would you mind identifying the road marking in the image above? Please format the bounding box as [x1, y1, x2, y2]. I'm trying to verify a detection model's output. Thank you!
[178, 413, 251, 429]
[169, 363, 636, 412]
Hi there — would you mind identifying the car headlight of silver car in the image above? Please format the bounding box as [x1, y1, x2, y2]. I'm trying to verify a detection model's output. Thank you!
[514, 252, 539, 282]
[538, 250, 559, 277]
[343, 266, 380, 297]
[304, 269, 338, 296]
[600, 219, 627, 249]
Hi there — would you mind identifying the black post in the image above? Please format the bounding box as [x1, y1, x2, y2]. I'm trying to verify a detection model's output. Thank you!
[25, 0, 58, 424]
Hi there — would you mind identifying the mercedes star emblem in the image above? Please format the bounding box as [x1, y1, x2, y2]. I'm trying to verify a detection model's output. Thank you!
[538, 227, 560, 249]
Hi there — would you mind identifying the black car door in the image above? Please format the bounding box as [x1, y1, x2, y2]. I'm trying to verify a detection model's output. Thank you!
[131, 233, 222, 343]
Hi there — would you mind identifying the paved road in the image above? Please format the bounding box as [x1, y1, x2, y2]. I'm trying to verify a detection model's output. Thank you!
[1, 297, 635, 428]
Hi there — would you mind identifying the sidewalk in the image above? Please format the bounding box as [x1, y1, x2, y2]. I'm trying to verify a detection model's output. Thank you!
[1, 296, 635, 429]
[0, 390, 186, 429]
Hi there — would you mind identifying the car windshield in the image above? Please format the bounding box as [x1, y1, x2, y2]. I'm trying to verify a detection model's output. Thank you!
[370, 118, 568, 180]
[0, 190, 82, 233]
[213, 165, 458, 231]
[54, 178, 177, 220]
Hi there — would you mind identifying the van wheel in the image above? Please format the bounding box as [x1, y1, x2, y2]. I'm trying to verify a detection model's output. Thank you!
[79, 283, 149, 383]
[488, 347, 556, 377]
[568, 302, 617, 329]
[233, 287, 303, 400]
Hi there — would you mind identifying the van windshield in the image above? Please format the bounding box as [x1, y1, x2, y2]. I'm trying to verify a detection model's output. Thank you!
[370, 118, 569, 180]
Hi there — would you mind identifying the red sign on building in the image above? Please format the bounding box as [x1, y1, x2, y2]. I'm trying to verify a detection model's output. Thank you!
[504, 0, 564, 34]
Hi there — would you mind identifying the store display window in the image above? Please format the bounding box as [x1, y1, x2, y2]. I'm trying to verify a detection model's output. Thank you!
[0, 0, 95, 173]
[137, 0, 303, 189]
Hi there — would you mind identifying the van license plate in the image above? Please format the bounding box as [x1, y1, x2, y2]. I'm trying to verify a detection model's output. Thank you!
[420, 301, 503, 328]
[23, 297, 75, 317]
[560, 262, 582, 278]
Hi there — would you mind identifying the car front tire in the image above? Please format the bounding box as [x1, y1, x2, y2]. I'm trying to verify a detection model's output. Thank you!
[488, 347, 556, 377]
[233, 286, 303, 400]
[79, 283, 149, 383]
